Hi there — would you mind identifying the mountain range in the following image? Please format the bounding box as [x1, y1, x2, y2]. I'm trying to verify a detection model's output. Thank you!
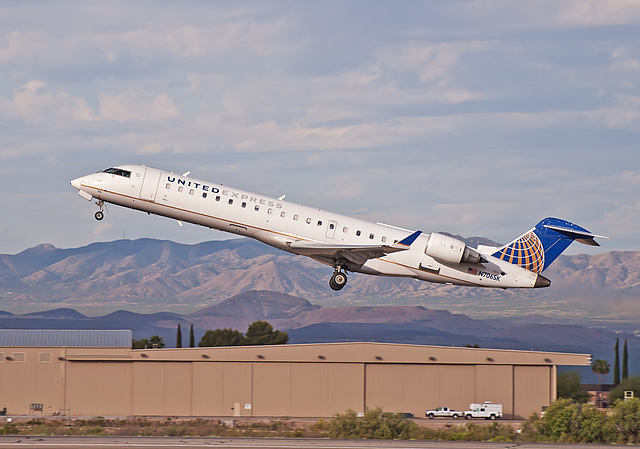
[1, 237, 639, 324]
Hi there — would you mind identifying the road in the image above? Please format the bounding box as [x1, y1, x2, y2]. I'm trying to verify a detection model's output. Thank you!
[0, 437, 623, 449]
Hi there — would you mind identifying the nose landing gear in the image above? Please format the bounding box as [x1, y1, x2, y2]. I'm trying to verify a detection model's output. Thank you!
[329, 267, 348, 291]
[94, 200, 105, 221]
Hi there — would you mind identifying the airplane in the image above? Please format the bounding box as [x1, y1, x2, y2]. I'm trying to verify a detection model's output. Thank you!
[70, 165, 608, 291]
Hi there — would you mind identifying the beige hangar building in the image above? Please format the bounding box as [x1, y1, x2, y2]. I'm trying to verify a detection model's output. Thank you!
[0, 330, 591, 419]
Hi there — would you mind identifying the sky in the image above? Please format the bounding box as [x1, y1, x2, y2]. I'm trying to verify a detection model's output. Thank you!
[1, 0, 639, 255]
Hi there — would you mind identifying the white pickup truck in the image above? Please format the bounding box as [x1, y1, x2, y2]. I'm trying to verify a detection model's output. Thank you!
[425, 406, 464, 419]
[464, 402, 503, 420]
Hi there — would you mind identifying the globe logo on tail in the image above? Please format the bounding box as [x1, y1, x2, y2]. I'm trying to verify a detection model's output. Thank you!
[493, 231, 545, 274]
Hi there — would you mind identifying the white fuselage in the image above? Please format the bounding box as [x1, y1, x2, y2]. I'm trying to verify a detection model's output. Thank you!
[71, 165, 543, 289]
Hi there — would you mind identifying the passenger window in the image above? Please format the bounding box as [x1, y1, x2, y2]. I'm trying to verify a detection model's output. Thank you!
[329, 223, 335, 230]
[215, 196, 221, 202]
[255, 205, 260, 211]
[242, 202, 247, 208]
[178, 186, 184, 193]
[280, 211, 286, 218]
[343, 227, 348, 233]
[317, 221, 322, 226]
[369, 233, 374, 239]
[293, 214, 299, 221]
[306, 218, 311, 224]
[189, 189, 194, 195]
[382, 236, 387, 243]
[228, 199, 233, 205]
[356, 230, 361, 236]
[267, 208, 273, 215]
[165, 183, 171, 189]
[202, 192, 207, 198]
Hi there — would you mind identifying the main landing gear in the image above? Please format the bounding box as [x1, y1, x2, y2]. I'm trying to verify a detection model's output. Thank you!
[94, 200, 105, 221]
[329, 267, 348, 291]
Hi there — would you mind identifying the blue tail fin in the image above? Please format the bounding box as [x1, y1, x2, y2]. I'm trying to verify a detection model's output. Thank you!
[492, 218, 607, 273]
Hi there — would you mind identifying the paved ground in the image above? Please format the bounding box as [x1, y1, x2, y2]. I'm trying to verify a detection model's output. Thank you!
[0, 437, 624, 449]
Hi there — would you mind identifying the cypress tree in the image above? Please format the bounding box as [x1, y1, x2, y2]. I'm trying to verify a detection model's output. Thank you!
[189, 324, 195, 348]
[176, 324, 182, 348]
[623, 338, 629, 380]
[614, 338, 620, 385]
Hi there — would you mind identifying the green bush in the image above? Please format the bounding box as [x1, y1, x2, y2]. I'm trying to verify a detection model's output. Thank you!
[328, 407, 419, 439]
[522, 397, 640, 444]
[533, 398, 579, 442]
[610, 397, 640, 444]
[0, 423, 19, 435]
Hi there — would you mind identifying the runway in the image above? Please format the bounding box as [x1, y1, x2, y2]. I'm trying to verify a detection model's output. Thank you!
[0, 436, 622, 449]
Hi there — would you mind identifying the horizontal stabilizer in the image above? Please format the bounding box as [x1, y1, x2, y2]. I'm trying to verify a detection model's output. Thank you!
[543, 224, 609, 246]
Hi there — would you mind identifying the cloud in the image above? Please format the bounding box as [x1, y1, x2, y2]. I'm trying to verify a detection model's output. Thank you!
[0, 80, 94, 122]
[99, 91, 180, 122]
[448, 0, 640, 30]
[0, 81, 180, 124]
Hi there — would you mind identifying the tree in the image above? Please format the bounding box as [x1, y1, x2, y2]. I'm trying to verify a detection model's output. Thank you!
[149, 335, 165, 348]
[623, 339, 629, 380]
[199, 328, 244, 347]
[176, 324, 182, 348]
[189, 324, 195, 348]
[243, 320, 289, 346]
[610, 375, 640, 403]
[592, 359, 611, 384]
[132, 338, 149, 349]
[614, 338, 620, 385]
[198, 321, 289, 347]
[557, 371, 589, 403]
[132, 335, 165, 349]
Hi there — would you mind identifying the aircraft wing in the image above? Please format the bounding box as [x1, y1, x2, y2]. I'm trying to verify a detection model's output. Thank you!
[288, 230, 422, 267]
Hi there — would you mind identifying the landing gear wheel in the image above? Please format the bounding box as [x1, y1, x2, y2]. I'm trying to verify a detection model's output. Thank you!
[329, 271, 347, 291]
[94, 199, 105, 221]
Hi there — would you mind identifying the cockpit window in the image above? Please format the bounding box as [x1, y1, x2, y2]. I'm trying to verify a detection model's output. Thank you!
[102, 168, 131, 178]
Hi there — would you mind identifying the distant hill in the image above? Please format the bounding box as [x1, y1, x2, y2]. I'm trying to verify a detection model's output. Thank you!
[0, 238, 638, 322]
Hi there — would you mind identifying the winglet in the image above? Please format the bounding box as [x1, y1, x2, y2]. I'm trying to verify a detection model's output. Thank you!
[394, 230, 422, 248]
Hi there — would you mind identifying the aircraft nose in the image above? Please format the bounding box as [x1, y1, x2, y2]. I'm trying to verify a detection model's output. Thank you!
[70, 177, 82, 190]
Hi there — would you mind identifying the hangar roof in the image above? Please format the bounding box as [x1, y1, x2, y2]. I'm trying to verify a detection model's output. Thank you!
[0, 329, 132, 347]
[58, 341, 591, 366]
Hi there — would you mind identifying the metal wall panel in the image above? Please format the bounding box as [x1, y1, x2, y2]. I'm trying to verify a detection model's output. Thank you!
[162, 362, 193, 416]
[253, 363, 291, 416]
[192, 362, 224, 416]
[132, 362, 164, 415]
[221, 363, 253, 417]
[67, 361, 133, 416]
[513, 365, 551, 419]
[327, 363, 364, 415]
[475, 365, 514, 417]
[290, 363, 329, 417]
[0, 348, 66, 415]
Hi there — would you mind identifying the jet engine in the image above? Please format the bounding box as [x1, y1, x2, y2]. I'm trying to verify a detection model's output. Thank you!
[425, 233, 484, 265]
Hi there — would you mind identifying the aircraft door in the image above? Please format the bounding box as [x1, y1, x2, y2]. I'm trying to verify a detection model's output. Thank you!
[326, 220, 337, 239]
[139, 168, 162, 201]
